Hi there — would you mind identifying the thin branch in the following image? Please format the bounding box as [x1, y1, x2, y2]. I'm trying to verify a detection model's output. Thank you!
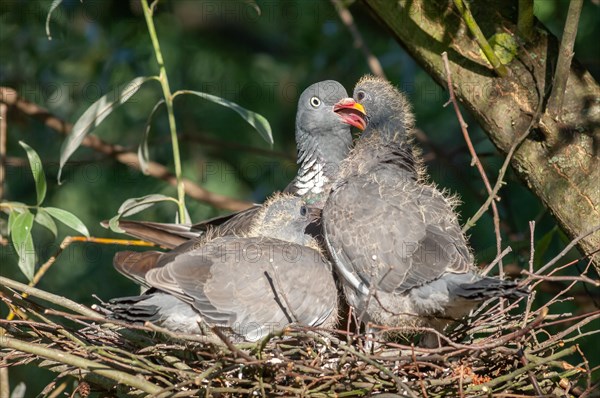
[0, 87, 252, 212]
[0, 336, 162, 395]
[521, 270, 599, 286]
[517, 0, 534, 41]
[461, 93, 540, 234]
[0, 366, 8, 398]
[481, 246, 512, 276]
[535, 224, 600, 276]
[6, 235, 154, 321]
[0, 276, 99, 318]
[181, 133, 294, 161]
[0, 103, 6, 202]
[441, 52, 504, 275]
[141, 0, 187, 222]
[330, 0, 386, 78]
[453, 0, 507, 76]
[547, 0, 584, 118]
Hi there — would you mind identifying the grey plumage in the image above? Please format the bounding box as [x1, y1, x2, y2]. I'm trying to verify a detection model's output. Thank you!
[106, 80, 353, 249]
[106, 194, 338, 342]
[323, 76, 526, 343]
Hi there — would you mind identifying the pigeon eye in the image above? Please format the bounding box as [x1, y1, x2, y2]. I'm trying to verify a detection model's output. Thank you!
[300, 206, 308, 216]
[310, 96, 321, 108]
[356, 91, 366, 101]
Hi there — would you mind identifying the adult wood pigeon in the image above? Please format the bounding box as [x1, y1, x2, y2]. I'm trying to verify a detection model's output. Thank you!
[323, 76, 526, 345]
[108, 80, 356, 249]
[105, 194, 339, 342]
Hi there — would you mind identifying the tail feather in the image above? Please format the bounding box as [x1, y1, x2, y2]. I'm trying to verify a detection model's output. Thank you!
[105, 294, 160, 324]
[113, 251, 163, 287]
[101, 220, 201, 249]
[455, 277, 528, 300]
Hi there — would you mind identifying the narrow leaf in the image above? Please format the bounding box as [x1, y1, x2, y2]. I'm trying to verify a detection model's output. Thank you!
[58, 76, 156, 183]
[11, 211, 34, 249]
[117, 194, 178, 218]
[45, 207, 90, 237]
[11, 211, 36, 281]
[19, 141, 47, 205]
[8, 210, 17, 235]
[139, 99, 165, 175]
[175, 90, 273, 145]
[1, 202, 27, 216]
[18, 233, 36, 282]
[35, 208, 58, 237]
[107, 214, 125, 234]
[45, 0, 64, 40]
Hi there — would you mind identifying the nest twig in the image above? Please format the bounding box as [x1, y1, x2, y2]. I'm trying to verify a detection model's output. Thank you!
[1, 232, 599, 397]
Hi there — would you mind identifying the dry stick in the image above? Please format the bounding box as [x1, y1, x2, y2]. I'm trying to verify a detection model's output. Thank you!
[535, 224, 600, 276]
[481, 246, 512, 276]
[518, 348, 544, 396]
[0, 276, 98, 318]
[330, 0, 386, 78]
[468, 345, 578, 393]
[0, 336, 162, 395]
[0, 87, 252, 212]
[0, 103, 6, 202]
[6, 236, 154, 321]
[521, 270, 599, 286]
[181, 133, 294, 161]
[547, 0, 584, 118]
[441, 52, 504, 276]
[0, 365, 7, 398]
[462, 107, 539, 236]
[210, 327, 254, 362]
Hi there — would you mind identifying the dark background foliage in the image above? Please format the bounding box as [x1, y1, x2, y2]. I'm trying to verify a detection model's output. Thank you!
[1, 0, 599, 393]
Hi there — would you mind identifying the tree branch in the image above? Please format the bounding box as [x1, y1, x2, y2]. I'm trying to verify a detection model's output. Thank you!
[331, 0, 386, 78]
[363, 0, 600, 269]
[0, 87, 253, 212]
[452, 0, 507, 77]
[547, 0, 584, 118]
[441, 51, 504, 274]
[0, 336, 162, 395]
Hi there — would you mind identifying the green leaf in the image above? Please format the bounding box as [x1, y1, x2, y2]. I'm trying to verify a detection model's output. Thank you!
[45, 0, 63, 40]
[44, 207, 90, 237]
[0, 202, 27, 216]
[58, 76, 156, 183]
[174, 90, 273, 145]
[19, 141, 47, 205]
[109, 194, 179, 234]
[18, 233, 36, 282]
[11, 211, 36, 281]
[7, 207, 27, 236]
[7, 210, 17, 235]
[117, 194, 178, 218]
[479, 33, 518, 66]
[139, 99, 165, 175]
[35, 208, 58, 237]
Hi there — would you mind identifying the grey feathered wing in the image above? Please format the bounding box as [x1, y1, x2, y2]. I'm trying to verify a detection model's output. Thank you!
[324, 168, 471, 295]
[144, 236, 337, 340]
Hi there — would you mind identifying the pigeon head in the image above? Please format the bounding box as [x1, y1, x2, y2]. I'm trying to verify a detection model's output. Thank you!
[295, 80, 354, 167]
[335, 76, 413, 141]
[254, 194, 318, 246]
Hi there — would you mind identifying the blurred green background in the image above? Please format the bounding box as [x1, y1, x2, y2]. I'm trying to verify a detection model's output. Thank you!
[1, 0, 599, 394]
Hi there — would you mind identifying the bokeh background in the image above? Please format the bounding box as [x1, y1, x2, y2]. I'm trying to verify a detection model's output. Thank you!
[1, 0, 599, 393]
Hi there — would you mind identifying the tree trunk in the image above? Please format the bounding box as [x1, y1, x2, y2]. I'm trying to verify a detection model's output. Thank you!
[363, 0, 600, 269]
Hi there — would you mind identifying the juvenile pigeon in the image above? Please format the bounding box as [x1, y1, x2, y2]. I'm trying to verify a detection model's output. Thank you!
[109, 80, 356, 249]
[323, 76, 526, 345]
[105, 194, 339, 342]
